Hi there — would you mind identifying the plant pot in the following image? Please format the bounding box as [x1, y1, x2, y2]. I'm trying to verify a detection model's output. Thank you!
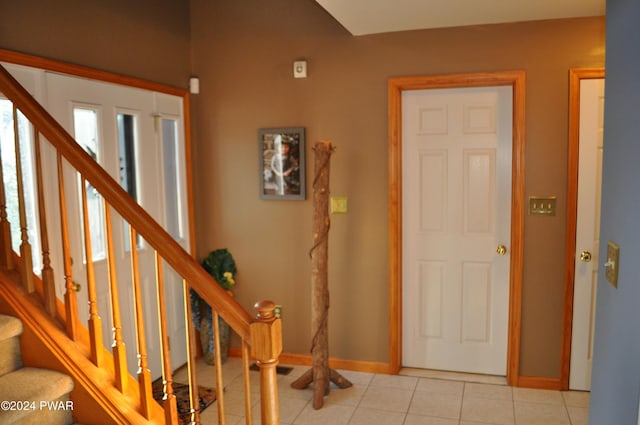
[190, 289, 230, 365]
[199, 313, 230, 365]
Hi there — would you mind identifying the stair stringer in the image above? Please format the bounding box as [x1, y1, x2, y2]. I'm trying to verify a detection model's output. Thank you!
[0, 271, 166, 425]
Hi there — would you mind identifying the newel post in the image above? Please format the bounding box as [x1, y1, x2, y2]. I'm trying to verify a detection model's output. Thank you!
[250, 300, 282, 425]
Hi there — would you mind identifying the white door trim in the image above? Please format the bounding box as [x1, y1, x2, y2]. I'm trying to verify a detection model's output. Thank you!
[388, 71, 526, 385]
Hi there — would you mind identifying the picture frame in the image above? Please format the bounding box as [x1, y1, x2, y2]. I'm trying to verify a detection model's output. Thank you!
[259, 127, 306, 200]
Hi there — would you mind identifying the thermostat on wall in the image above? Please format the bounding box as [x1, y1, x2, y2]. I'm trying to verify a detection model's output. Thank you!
[293, 60, 307, 78]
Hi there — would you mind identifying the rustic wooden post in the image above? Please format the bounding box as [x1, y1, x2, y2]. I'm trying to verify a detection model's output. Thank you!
[291, 140, 352, 409]
[250, 300, 282, 425]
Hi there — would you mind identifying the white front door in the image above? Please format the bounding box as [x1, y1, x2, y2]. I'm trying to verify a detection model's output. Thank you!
[402, 86, 512, 375]
[570, 77, 605, 391]
[44, 72, 189, 380]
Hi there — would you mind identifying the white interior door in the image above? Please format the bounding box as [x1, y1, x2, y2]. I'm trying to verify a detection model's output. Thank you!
[44, 72, 189, 380]
[570, 78, 605, 391]
[402, 86, 512, 375]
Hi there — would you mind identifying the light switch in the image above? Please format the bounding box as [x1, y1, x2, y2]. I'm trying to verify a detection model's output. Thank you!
[330, 196, 348, 214]
[604, 241, 620, 288]
[528, 196, 557, 216]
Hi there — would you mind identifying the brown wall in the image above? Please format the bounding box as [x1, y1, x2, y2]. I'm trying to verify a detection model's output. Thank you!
[0, 0, 191, 88]
[0, 0, 606, 379]
[190, 0, 605, 378]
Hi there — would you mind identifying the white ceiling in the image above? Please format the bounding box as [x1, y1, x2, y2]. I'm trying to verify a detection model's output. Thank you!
[315, 0, 606, 36]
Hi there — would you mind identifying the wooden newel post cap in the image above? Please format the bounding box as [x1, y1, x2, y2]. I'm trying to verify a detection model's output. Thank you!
[254, 300, 276, 320]
[251, 300, 282, 361]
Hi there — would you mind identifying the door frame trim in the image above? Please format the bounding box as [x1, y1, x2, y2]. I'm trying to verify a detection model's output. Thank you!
[388, 71, 526, 385]
[560, 67, 605, 390]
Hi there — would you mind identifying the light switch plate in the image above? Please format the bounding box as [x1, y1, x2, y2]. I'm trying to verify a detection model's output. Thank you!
[605, 241, 620, 288]
[528, 196, 557, 216]
[330, 196, 348, 214]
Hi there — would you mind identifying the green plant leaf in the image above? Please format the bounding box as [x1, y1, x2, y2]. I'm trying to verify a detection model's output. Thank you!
[201, 248, 237, 290]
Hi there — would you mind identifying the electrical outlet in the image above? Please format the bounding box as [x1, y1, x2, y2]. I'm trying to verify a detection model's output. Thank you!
[604, 241, 620, 288]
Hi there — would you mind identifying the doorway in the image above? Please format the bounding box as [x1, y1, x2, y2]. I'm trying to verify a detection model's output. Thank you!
[561, 68, 605, 391]
[388, 71, 526, 384]
[1, 60, 192, 380]
[402, 85, 512, 375]
[45, 72, 190, 380]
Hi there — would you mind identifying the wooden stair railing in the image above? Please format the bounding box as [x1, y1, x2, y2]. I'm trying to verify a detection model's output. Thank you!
[0, 63, 281, 425]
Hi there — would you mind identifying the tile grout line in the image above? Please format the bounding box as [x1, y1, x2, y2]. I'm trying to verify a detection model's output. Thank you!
[562, 393, 574, 425]
[344, 371, 374, 425]
[459, 381, 466, 425]
[403, 375, 420, 424]
[512, 388, 518, 425]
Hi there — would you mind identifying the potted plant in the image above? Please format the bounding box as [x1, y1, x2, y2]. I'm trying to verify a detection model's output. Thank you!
[190, 248, 237, 365]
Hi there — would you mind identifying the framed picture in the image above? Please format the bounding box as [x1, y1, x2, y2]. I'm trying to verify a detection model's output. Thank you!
[259, 127, 306, 200]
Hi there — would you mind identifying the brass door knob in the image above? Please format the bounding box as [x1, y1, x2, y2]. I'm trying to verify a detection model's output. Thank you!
[72, 281, 81, 292]
[580, 251, 592, 262]
[496, 245, 507, 255]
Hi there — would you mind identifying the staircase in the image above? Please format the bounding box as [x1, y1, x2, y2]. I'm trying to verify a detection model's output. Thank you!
[0, 314, 74, 425]
[0, 51, 283, 424]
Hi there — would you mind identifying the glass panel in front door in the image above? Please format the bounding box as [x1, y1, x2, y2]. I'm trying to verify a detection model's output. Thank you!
[161, 118, 184, 241]
[72, 107, 106, 262]
[117, 112, 141, 251]
[0, 99, 42, 272]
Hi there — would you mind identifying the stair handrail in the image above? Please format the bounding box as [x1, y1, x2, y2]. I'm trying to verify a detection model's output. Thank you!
[0, 64, 253, 339]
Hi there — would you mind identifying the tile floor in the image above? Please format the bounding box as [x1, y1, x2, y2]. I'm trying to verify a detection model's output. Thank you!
[174, 358, 590, 425]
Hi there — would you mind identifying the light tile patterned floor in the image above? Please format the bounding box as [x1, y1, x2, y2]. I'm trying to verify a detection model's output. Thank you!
[175, 358, 590, 425]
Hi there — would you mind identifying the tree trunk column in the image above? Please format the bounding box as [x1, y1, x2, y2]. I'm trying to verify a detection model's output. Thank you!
[291, 140, 352, 409]
[311, 140, 332, 408]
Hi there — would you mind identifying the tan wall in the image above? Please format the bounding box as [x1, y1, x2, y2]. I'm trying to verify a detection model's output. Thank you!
[190, 0, 605, 378]
[0, 0, 191, 88]
[0, 0, 606, 379]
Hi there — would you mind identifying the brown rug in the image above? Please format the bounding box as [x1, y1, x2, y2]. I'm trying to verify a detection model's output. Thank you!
[152, 379, 217, 424]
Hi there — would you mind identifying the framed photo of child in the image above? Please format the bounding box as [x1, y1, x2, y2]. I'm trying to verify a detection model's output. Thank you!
[258, 127, 306, 200]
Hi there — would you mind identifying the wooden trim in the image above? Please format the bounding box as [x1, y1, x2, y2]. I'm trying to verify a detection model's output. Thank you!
[280, 353, 396, 374]
[229, 348, 394, 374]
[560, 68, 605, 390]
[517, 376, 562, 390]
[508, 72, 527, 387]
[388, 78, 403, 374]
[387, 71, 526, 385]
[0, 48, 186, 96]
